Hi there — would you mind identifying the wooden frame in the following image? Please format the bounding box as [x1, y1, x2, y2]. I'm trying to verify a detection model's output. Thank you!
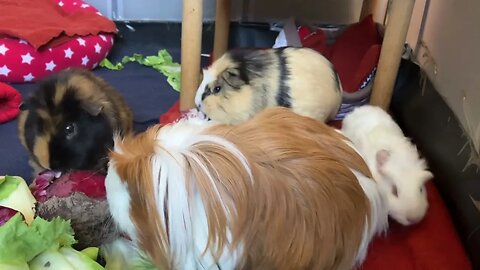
[180, 0, 415, 111]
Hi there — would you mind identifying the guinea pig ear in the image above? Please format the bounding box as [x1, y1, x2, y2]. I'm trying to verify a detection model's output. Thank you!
[376, 149, 390, 173]
[81, 102, 103, 116]
[221, 67, 245, 89]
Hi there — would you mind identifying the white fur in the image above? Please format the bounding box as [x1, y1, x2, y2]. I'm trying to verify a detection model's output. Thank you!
[195, 69, 216, 110]
[335, 128, 389, 265]
[107, 118, 250, 269]
[351, 169, 389, 265]
[105, 162, 138, 242]
[341, 105, 432, 226]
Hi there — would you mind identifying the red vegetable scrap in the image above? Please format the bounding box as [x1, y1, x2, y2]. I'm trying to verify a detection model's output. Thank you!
[30, 170, 117, 249]
[0, 206, 17, 226]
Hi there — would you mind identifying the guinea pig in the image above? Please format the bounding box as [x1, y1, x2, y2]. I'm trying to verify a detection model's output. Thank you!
[341, 105, 433, 226]
[194, 47, 343, 124]
[105, 107, 389, 270]
[17, 68, 133, 175]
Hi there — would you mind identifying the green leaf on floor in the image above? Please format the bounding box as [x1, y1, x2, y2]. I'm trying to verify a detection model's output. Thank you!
[99, 49, 181, 92]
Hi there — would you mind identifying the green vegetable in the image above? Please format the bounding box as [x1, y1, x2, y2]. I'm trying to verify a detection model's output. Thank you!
[100, 238, 159, 270]
[0, 175, 36, 225]
[0, 175, 20, 200]
[100, 49, 181, 92]
[81, 247, 100, 261]
[0, 213, 104, 270]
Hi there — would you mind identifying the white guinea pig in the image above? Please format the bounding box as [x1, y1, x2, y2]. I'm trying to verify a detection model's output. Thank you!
[341, 105, 433, 226]
[195, 47, 343, 124]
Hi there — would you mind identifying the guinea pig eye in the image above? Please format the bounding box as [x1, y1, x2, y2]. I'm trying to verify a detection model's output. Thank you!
[213, 86, 221, 94]
[420, 186, 425, 193]
[64, 123, 77, 140]
[392, 185, 398, 198]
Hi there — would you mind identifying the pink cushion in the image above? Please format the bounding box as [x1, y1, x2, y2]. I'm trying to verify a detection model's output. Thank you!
[0, 0, 114, 83]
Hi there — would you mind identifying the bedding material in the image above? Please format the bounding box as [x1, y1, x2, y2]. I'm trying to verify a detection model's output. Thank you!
[0, 0, 117, 50]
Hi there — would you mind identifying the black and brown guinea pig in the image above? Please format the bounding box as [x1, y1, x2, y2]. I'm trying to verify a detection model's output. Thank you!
[194, 47, 343, 124]
[17, 68, 133, 175]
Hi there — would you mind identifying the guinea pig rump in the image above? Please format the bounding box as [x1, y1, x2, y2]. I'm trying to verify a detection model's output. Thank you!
[106, 107, 388, 270]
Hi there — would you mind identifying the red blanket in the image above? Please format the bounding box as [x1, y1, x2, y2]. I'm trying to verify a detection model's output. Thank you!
[0, 0, 117, 49]
[0, 82, 21, 124]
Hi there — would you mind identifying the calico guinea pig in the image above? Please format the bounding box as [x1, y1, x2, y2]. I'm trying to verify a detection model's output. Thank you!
[105, 107, 389, 270]
[341, 105, 433, 226]
[17, 68, 133, 175]
[195, 47, 343, 124]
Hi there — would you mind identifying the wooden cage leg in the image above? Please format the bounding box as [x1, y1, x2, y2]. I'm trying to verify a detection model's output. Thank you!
[212, 0, 232, 61]
[180, 0, 204, 111]
[369, 0, 415, 110]
[360, 0, 376, 20]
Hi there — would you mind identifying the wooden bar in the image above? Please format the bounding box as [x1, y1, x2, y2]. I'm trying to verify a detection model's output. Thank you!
[370, 0, 415, 109]
[180, 0, 204, 111]
[359, 0, 376, 20]
[212, 0, 232, 61]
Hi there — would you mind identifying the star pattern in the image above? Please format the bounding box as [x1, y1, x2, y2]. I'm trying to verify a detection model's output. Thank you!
[64, 47, 74, 58]
[0, 44, 9, 55]
[81, 55, 90, 66]
[21, 53, 34, 64]
[94, 43, 102, 53]
[0, 1, 116, 84]
[77, 38, 86, 46]
[23, 73, 35, 82]
[45, 61, 56, 71]
[0, 65, 11, 76]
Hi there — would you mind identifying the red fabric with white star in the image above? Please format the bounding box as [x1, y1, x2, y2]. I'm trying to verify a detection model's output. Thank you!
[0, 0, 114, 83]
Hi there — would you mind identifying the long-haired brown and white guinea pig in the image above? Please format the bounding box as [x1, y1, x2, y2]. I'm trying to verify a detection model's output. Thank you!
[17, 68, 133, 175]
[194, 47, 343, 124]
[341, 105, 433, 226]
[105, 107, 389, 270]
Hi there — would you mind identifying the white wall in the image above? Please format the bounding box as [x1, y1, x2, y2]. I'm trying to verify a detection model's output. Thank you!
[408, 0, 480, 154]
[85, 0, 363, 23]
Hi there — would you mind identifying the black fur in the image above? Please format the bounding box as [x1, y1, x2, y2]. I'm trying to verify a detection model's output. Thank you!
[24, 110, 43, 152]
[22, 72, 114, 173]
[49, 89, 113, 172]
[275, 48, 291, 108]
[228, 49, 252, 85]
[228, 49, 272, 86]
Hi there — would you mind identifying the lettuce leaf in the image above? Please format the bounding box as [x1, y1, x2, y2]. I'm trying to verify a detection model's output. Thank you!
[0, 176, 19, 200]
[0, 176, 37, 225]
[0, 213, 75, 265]
[99, 49, 181, 92]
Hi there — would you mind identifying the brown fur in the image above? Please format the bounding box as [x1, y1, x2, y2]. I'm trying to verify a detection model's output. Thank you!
[58, 69, 133, 133]
[111, 107, 374, 270]
[110, 126, 172, 269]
